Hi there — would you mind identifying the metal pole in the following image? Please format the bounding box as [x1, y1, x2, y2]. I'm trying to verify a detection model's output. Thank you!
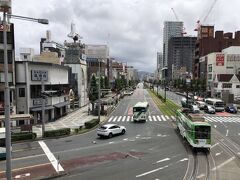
[3, 10, 12, 180]
[41, 78, 45, 137]
[164, 81, 167, 102]
[98, 60, 101, 122]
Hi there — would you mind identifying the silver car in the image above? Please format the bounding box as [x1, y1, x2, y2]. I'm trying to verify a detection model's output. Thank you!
[97, 124, 126, 138]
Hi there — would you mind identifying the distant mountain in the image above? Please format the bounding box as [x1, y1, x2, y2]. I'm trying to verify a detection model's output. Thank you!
[138, 71, 154, 80]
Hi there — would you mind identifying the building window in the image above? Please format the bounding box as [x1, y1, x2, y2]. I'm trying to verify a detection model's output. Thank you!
[23, 55, 28, 60]
[208, 65, 212, 72]
[214, 83, 218, 88]
[222, 83, 232, 88]
[19, 88, 25, 97]
[208, 74, 212, 80]
[236, 85, 240, 88]
[226, 66, 233, 69]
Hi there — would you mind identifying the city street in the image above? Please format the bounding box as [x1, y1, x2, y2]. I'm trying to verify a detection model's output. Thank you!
[1, 84, 240, 179]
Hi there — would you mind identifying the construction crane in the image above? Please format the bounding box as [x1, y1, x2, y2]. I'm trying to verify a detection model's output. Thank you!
[194, 0, 218, 31]
[171, 8, 187, 35]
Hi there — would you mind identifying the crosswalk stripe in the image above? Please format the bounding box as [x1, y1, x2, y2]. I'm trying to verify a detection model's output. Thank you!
[165, 115, 170, 120]
[152, 116, 157, 121]
[148, 116, 152, 121]
[171, 115, 176, 120]
[112, 116, 118, 122]
[126, 116, 130, 122]
[122, 116, 126, 122]
[117, 116, 122, 122]
[108, 116, 114, 122]
[131, 116, 133, 122]
[161, 115, 166, 121]
[157, 116, 161, 121]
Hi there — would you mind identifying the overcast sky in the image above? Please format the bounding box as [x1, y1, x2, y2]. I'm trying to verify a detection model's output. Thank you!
[9, 0, 240, 72]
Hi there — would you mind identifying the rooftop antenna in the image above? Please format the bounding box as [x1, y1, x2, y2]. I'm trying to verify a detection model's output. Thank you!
[68, 23, 82, 43]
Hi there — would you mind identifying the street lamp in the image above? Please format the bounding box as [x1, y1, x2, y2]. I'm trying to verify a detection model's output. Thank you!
[98, 59, 101, 122]
[1, 2, 48, 178]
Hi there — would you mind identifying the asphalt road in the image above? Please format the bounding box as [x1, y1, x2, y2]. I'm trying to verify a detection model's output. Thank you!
[1, 83, 240, 179]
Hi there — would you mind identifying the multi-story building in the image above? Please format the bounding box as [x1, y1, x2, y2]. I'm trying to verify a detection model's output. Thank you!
[163, 21, 183, 69]
[199, 46, 240, 97]
[168, 36, 196, 80]
[85, 44, 109, 62]
[40, 30, 65, 59]
[0, 23, 15, 115]
[194, 25, 240, 79]
[15, 60, 70, 125]
[157, 52, 163, 80]
[64, 41, 88, 107]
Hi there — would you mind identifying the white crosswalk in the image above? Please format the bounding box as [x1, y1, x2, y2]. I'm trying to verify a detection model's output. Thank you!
[204, 116, 240, 123]
[107, 115, 173, 122]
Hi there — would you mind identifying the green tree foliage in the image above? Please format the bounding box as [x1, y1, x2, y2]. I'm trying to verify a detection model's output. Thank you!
[104, 76, 109, 89]
[89, 75, 98, 102]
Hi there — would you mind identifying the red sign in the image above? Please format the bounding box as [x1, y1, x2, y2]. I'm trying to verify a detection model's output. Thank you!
[216, 54, 224, 66]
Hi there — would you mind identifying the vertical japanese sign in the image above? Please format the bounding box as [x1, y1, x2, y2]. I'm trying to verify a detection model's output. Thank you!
[216, 54, 224, 66]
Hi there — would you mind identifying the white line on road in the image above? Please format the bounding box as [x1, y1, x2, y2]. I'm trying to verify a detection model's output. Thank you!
[122, 116, 126, 122]
[161, 115, 166, 121]
[226, 129, 229, 136]
[38, 141, 64, 173]
[117, 116, 122, 122]
[155, 158, 170, 164]
[148, 116, 152, 121]
[112, 116, 118, 122]
[212, 157, 235, 171]
[165, 115, 169, 120]
[152, 116, 157, 121]
[126, 116, 130, 122]
[59, 122, 68, 128]
[136, 165, 168, 178]
[157, 116, 161, 121]
[108, 116, 114, 122]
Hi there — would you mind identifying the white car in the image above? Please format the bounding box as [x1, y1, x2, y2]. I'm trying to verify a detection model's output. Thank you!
[97, 124, 126, 138]
[189, 104, 200, 113]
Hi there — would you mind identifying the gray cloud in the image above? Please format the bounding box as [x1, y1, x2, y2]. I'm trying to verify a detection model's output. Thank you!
[10, 0, 240, 72]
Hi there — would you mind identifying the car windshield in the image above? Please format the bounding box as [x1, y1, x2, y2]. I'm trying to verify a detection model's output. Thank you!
[100, 126, 107, 130]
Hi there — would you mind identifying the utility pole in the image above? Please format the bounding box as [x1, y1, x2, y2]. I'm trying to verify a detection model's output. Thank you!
[41, 78, 45, 137]
[164, 80, 167, 102]
[3, 7, 12, 180]
[98, 60, 101, 122]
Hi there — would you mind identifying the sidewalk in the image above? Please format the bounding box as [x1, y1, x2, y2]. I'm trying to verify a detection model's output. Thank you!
[33, 105, 106, 138]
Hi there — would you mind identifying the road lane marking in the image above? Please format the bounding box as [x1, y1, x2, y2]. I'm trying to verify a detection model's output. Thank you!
[122, 116, 126, 122]
[148, 116, 152, 121]
[112, 116, 118, 122]
[161, 115, 166, 121]
[210, 143, 219, 149]
[157, 116, 161, 121]
[38, 141, 64, 173]
[226, 129, 229, 136]
[152, 116, 157, 121]
[136, 165, 168, 178]
[108, 116, 114, 122]
[155, 157, 170, 164]
[59, 122, 68, 128]
[117, 116, 122, 122]
[171, 115, 175, 120]
[165, 115, 169, 120]
[212, 157, 235, 171]
[126, 116, 130, 122]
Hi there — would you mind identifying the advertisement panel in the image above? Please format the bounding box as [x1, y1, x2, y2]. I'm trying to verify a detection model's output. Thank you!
[216, 54, 224, 66]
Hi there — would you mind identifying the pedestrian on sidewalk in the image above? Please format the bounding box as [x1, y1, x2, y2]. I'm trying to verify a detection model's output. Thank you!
[88, 106, 90, 115]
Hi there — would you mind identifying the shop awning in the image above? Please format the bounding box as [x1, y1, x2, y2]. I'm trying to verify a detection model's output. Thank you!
[53, 101, 69, 108]
[30, 106, 54, 112]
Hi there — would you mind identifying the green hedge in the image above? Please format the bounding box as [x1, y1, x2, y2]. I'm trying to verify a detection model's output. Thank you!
[12, 132, 37, 142]
[84, 119, 100, 129]
[44, 128, 71, 138]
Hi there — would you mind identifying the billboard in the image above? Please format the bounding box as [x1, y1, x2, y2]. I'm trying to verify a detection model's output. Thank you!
[216, 54, 224, 66]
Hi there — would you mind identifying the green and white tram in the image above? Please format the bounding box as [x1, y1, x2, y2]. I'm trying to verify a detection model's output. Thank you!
[176, 109, 211, 150]
[0, 128, 6, 159]
[133, 102, 149, 122]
